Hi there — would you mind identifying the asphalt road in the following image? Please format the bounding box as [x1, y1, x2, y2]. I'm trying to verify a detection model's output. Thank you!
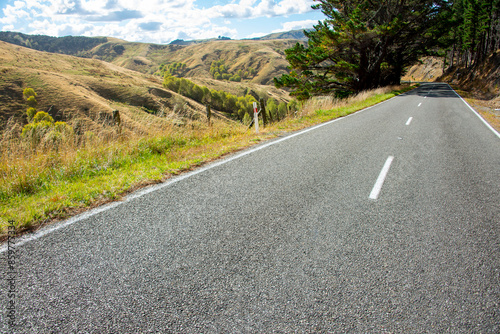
[2, 83, 499, 333]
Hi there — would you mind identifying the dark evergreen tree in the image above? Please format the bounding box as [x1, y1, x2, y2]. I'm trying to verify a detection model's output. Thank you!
[275, 0, 453, 99]
[442, 0, 500, 69]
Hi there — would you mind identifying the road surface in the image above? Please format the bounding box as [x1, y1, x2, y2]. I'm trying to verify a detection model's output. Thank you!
[2, 83, 499, 332]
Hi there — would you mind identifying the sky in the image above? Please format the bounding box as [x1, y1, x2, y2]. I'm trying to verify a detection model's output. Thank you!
[0, 0, 325, 43]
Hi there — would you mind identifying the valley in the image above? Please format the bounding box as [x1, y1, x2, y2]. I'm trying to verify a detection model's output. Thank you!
[0, 32, 302, 136]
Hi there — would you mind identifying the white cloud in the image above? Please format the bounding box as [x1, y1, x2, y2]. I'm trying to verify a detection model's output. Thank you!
[29, 17, 95, 37]
[0, 1, 30, 25]
[277, 19, 317, 32]
[0, 0, 317, 42]
[244, 32, 269, 39]
[208, 0, 314, 19]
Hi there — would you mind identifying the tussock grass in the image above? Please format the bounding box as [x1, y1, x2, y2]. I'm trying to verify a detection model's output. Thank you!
[0, 84, 414, 237]
[274, 85, 412, 131]
[301, 86, 397, 116]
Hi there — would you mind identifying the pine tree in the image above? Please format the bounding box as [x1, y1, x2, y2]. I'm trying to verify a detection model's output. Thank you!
[275, 0, 453, 99]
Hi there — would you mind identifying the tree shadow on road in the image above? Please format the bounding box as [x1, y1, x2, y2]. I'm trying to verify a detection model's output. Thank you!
[401, 83, 459, 98]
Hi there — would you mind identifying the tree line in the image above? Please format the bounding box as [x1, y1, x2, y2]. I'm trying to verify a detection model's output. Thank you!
[163, 75, 257, 120]
[209, 60, 257, 82]
[163, 75, 297, 123]
[443, 0, 500, 68]
[0, 32, 107, 56]
[275, 0, 500, 99]
[157, 62, 188, 77]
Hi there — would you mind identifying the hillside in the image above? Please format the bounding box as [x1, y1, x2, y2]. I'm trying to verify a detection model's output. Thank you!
[0, 31, 303, 85]
[88, 38, 299, 85]
[401, 57, 444, 82]
[438, 50, 500, 132]
[439, 50, 500, 96]
[0, 41, 228, 137]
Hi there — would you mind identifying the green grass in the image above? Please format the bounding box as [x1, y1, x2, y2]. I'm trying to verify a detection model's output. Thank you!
[0, 84, 415, 236]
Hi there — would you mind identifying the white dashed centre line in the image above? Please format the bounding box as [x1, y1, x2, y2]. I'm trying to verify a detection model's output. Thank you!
[406, 117, 413, 126]
[369, 156, 394, 200]
[418, 102, 422, 107]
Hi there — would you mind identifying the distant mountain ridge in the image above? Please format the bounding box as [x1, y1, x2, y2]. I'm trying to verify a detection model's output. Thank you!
[168, 29, 309, 45]
[0, 31, 107, 56]
[0, 30, 307, 53]
[249, 29, 309, 41]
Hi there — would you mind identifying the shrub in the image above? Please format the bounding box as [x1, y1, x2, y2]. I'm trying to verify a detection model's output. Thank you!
[26, 96, 37, 108]
[33, 111, 54, 123]
[26, 107, 37, 122]
[21, 111, 73, 150]
[229, 75, 241, 82]
[54, 121, 74, 137]
[23, 88, 39, 120]
[23, 88, 37, 100]
[21, 120, 53, 147]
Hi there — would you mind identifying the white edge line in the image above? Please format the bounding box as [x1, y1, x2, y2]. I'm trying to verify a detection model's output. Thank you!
[0, 95, 400, 253]
[447, 83, 500, 139]
[369, 156, 394, 200]
[406, 117, 413, 126]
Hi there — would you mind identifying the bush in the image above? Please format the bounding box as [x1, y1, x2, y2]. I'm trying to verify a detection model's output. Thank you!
[23, 88, 37, 100]
[242, 112, 252, 126]
[26, 96, 37, 108]
[22, 114, 73, 149]
[287, 99, 300, 114]
[33, 111, 54, 123]
[18, 89, 74, 150]
[278, 102, 288, 119]
[21, 121, 53, 147]
[229, 75, 241, 82]
[26, 107, 37, 122]
[54, 121, 74, 137]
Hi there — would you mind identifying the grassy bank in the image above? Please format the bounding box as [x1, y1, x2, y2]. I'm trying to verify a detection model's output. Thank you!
[450, 86, 500, 133]
[0, 84, 414, 237]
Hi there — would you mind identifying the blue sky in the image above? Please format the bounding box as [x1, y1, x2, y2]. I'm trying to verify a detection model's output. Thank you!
[0, 0, 325, 43]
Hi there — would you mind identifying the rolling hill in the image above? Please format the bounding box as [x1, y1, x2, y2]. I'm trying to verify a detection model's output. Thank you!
[0, 31, 304, 85]
[0, 41, 223, 137]
[0, 33, 296, 137]
[89, 38, 299, 85]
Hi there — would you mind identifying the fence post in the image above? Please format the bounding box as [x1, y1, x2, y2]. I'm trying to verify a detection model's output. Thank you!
[253, 102, 259, 134]
[206, 104, 211, 126]
[260, 98, 267, 127]
[112, 110, 121, 134]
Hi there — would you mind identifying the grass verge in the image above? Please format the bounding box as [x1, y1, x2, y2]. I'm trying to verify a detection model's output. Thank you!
[450, 86, 500, 133]
[0, 84, 415, 238]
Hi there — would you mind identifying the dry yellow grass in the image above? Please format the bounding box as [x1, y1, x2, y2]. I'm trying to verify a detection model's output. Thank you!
[0, 117, 249, 234]
[299, 86, 397, 116]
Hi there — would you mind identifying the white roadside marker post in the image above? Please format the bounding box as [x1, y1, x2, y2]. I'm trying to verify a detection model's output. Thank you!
[253, 102, 259, 134]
